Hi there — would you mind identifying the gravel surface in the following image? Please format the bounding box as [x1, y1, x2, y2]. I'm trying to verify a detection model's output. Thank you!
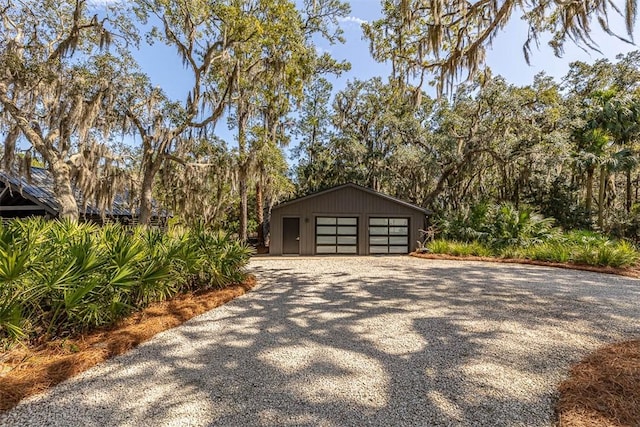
[2, 257, 639, 427]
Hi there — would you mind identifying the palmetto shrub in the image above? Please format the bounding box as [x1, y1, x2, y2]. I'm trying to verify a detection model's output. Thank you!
[437, 202, 557, 250]
[0, 218, 252, 347]
[568, 238, 639, 267]
[433, 205, 639, 268]
[509, 230, 638, 267]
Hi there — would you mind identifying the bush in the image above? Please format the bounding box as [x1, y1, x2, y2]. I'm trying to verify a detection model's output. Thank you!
[0, 218, 253, 347]
[517, 242, 572, 263]
[427, 240, 492, 257]
[436, 202, 557, 250]
[572, 240, 639, 268]
[428, 226, 639, 268]
[510, 230, 639, 267]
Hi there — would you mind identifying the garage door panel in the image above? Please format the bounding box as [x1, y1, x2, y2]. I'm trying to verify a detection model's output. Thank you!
[317, 217, 337, 225]
[316, 217, 358, 255]
[389, 236, 408, 245]
[370, 236, 388, 245]
[389, 226, 408, 235]
[370, 218, 388, 226]
[338, 218, 357, 225]
[368, 217, 409, 254]
[369, 227, 389, 235]
[337, 246, 357, 254]
[317, 226, 336, 235]
[337, 226, 357, 235]
[338, 236, 357, 245]
[389, 218, 408, 226]
[317, 236, 336, 245]
[389, 246, 408, 254]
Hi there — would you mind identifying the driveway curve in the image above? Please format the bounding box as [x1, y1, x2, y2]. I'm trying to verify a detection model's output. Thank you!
[1, 257, 639, 427]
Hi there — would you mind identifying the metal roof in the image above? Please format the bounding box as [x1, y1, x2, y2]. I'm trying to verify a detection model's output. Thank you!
[0, 167, 134, 217]
[272, 183, 431, 215]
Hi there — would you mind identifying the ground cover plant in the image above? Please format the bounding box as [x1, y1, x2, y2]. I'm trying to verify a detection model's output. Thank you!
[427, 203, 640, 268]
[0, 218, 253, 348]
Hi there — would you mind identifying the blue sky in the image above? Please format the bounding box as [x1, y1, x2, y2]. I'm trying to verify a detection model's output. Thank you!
[328, 0, 640, 91]
[124, 1, 640, 146]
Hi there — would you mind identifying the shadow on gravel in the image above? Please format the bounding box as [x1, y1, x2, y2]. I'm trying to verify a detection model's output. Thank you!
[2, 258, 639, 426]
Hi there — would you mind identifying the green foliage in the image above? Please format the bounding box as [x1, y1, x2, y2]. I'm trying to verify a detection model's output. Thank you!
[513, 242, 573, 263]
[557, 231, 639, 267]
[515, 234, 639, 267]
[538, 179, 592, 230]
[432, 206, 639, 267]
[427, 240, 492, 257]
[437, 203, 557, 250]
[572, 241, 639, 267]
[0, 219, 253, 347]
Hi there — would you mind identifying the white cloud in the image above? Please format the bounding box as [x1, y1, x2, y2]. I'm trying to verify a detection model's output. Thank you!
[338, 16, 368, 26]
[314, 45, 332, 55]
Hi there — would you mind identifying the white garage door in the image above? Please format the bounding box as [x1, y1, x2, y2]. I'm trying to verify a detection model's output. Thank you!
[315, 217, 358, 254]
[369, 218, 409, 254]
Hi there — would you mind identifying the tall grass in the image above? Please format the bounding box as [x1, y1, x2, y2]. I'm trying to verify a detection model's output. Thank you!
[427, 240, 493, 257]
[0, 218, 253, 347]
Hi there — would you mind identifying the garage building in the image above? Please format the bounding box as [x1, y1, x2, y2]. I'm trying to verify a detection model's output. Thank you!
[269, 183, 430, 255]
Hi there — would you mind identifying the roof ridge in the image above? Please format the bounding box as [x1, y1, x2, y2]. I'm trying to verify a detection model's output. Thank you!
[273, 183, 431, 214]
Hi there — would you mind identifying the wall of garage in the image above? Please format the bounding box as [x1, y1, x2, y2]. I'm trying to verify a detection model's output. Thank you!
[270, 185, 428, 256]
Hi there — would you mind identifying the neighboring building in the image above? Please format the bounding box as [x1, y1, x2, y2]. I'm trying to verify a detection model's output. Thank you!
[270, 183, 430, 255]
[0, 167, 160, 224]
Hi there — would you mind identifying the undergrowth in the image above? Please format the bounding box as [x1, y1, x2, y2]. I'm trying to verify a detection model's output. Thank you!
[428, 204, 639, 268]
[0, 218, 253, 347]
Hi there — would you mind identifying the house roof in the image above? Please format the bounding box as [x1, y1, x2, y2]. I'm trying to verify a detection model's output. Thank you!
[0, 167, 134, 217]
[273, 183, 431, 215]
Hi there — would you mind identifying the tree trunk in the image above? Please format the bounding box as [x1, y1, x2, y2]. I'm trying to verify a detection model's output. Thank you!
[139, 165, 155, 226]
[138, 152, 160, 226]
[626, 169, 632, 213]
[586, 166, 594, 215]
[49, 158, 79, 220]
[238, 167, 248, 241]
[598, 165, 606, 229]
[256, 181, 264, 247]
[238, 109, 248, 242]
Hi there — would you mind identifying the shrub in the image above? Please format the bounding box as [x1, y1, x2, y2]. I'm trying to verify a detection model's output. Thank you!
[436, 202, 558, 250]
[427, 240, 492, 257]
[572, 240, 639, 268]
[427, 229, 639, 268]
[0, 218, 253, 347]
[518, 242, 572, 263]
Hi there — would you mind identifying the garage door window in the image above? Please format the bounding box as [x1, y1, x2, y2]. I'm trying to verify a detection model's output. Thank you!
[369, 218, 409, 254]
[316, 217, 358, 254]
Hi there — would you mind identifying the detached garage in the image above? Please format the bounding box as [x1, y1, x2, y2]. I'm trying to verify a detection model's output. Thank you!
[269, 184, 429, 255]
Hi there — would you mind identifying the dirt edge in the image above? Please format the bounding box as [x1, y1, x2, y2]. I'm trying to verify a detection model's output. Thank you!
[410, 252, 640, 279]
[0, 276, 257, 413]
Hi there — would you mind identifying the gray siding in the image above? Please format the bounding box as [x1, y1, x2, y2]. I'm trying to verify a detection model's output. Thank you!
[270, 186, 427, 255]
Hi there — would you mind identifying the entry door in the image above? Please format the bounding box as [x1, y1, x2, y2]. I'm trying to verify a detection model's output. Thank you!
[282, 217, 300, 254]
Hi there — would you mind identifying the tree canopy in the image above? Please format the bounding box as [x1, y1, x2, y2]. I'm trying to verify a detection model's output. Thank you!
[364, 0, 638, 94]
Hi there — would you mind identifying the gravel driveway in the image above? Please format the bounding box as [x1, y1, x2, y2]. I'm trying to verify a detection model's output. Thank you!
[2, 257, 639, 427]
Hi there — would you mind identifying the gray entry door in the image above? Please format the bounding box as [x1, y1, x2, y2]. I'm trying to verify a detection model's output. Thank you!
[282, 217, 300, 254]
